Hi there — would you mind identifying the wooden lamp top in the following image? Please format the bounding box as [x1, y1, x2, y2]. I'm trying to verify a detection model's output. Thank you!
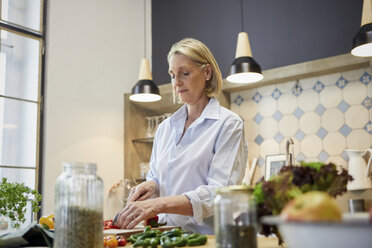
[235, 32, 253, 58]
[362, 0, 372, 26]
[138, 58, 153, 80]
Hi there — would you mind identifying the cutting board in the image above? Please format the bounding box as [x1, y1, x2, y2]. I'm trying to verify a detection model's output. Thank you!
[104, 225, 180, 238]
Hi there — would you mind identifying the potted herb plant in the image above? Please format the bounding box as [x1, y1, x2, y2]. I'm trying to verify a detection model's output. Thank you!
[0, 177, 42, 229]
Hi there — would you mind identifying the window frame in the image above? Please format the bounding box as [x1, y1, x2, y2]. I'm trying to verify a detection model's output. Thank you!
[0, 0, 47, 220]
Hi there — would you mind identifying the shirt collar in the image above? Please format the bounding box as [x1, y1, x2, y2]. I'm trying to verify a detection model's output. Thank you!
[170, 98, 220, 126]
[199, 97, 219, 120]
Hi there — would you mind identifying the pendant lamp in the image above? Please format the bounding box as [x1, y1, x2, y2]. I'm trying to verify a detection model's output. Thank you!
[351, 0, 372, 57]
[129, 0, 161, 102]
[129, 58, 161, 102]
[227, 0, 263, 84]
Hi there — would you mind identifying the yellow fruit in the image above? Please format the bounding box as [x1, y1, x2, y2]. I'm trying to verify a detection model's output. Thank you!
[39, 214, 55, 229]
[280, 191, 342, 222]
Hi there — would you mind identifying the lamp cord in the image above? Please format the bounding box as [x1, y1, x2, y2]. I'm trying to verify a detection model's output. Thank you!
[144, 0, 146, 58]
[240, 0, 244, 32]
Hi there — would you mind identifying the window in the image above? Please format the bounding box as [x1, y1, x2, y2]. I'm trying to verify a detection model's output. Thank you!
[0, 0, 46, 231]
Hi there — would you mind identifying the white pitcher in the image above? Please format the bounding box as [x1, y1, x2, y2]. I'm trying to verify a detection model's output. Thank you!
[346, 149, 372, 190]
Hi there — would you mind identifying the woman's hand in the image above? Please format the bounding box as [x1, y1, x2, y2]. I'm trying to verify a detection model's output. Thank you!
[114, 193, 193, 229]
[115, 199, 159, 229]
[127, 180, 159, 202]
[113, 180, 159, 229]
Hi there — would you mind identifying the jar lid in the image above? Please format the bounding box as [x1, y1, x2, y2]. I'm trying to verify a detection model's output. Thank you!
[62, 162, 97, 174]
[216, 185, 253, 194]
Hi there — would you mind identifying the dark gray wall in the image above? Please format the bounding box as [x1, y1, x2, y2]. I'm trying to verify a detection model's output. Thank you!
[152, 0, 363, 85]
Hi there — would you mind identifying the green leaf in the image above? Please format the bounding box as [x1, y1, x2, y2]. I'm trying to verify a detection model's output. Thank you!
[0, 177, 42, 229]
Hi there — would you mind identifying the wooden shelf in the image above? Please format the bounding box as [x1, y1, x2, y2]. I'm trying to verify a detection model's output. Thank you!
[124, 84, 183, 180]
[132, 137, 154, 144]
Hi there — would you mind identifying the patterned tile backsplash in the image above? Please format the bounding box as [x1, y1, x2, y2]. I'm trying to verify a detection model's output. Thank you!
[231, 67, 372, 169]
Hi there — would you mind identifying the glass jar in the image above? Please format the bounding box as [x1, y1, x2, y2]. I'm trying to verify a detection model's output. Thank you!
[54, 162, 103, 248]
[214, 185, 257, 248]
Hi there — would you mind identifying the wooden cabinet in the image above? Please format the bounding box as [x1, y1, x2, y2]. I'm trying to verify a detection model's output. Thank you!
[123, 83, 230, 180]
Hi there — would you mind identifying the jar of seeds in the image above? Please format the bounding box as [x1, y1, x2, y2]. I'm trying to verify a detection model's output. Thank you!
[54, 162, 103, 248]
[214, 185, 257, 248]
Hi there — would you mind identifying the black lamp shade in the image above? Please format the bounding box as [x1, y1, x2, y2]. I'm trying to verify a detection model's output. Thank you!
[129, 79, 161, 102]
[230, 56, 262, 75]
[351, 23, 372, 57]
[227, 56, 263, 84]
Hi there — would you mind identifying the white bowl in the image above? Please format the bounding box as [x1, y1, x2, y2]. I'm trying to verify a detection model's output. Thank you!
[262, 213, 372, 248]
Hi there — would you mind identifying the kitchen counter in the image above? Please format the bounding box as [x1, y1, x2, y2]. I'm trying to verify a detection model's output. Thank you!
[126, 235, 283, 248]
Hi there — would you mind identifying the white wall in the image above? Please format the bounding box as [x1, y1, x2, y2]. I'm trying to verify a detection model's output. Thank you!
[43, 0, 152, 219]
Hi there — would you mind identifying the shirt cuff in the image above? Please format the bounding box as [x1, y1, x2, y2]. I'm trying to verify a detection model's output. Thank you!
[146, 173, 159, 185]
[183, 191, 204, 225]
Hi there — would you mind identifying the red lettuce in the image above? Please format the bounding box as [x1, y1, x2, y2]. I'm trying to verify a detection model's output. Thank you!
[253, 162, 353, 241]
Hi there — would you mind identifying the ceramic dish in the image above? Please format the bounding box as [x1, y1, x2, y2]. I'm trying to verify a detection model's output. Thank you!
[262, 213, 372, 248]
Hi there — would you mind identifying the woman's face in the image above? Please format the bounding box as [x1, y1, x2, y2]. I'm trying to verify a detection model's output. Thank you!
[168, 53, 211, 105]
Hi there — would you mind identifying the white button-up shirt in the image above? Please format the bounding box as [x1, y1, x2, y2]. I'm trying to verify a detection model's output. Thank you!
[146, 98, 248, 234]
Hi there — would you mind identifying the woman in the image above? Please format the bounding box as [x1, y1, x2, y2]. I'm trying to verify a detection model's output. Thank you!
[115, 38, 247, 234]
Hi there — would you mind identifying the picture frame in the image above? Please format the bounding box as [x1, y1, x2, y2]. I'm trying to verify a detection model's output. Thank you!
[265, 154, 287, 180]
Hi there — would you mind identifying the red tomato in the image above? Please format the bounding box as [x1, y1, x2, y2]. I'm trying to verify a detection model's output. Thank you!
[116, 235, 127, 246]
[146, 216, 159, 226]
[145, 215, 166, 227]
[104, 220, 119, 230]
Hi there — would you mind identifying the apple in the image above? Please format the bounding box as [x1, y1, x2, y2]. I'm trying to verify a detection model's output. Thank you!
[280, 191, 342, 222]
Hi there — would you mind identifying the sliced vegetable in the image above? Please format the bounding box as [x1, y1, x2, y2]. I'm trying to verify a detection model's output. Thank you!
[104, 219, 119, 230]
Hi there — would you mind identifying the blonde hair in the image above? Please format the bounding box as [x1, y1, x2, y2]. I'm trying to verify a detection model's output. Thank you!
[167, 38, 223, 98]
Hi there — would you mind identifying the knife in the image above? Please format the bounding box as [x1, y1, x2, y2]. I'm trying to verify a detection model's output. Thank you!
[113, 212, 120, 225]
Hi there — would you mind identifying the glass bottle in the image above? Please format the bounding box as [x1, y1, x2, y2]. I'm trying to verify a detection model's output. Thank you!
[54, 162, 103, 248]
[145, 117, 153, 138]
[153, 116, 160, 137]
[120, 178, 137, 207]
[214, 185, 257, 248]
